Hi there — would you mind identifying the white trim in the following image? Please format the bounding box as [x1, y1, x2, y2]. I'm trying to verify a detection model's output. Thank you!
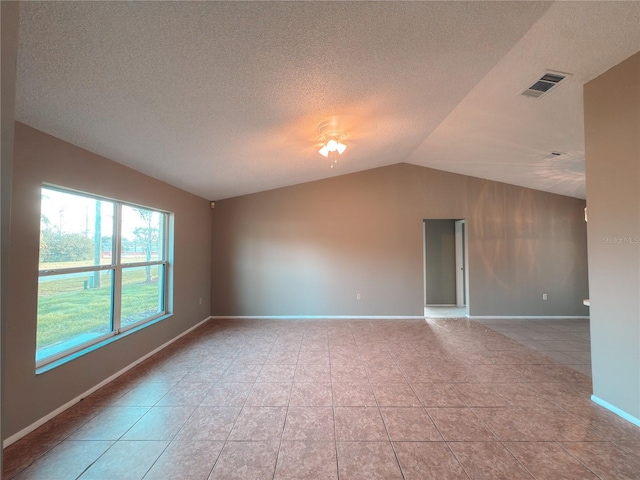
[422, 220, 427, 308]
[469, 316, 589, 320]
[3, 316, 211, 448]
[39, 264, 114, 276]
[591, 395, 640, 427]
[211, 315, 426, 320]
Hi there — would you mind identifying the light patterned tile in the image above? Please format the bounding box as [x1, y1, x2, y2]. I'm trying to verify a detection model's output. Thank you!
[142, 440, 224, 479]
[68, 407, 150, 441]
[77, 440, 168, 479]
[372, 382, 421, 407]
[209, 441, 280, 480]
[121, 406, 194, 441]
[332, 382, 377, 407]
[427, 408, 495, 441]
[113, 382, 175, 407]
[289, 382, 333, 406]
[200, 382, 253, 406]
[13, 441, 112, 480]
[380, 407, 442, 441]
[412, 383, 465, 407]
[228, 407, 287, 441]
[394, 442, 468, 480]
[282, 407, 335, 441]
[334, 407, 387, 441]
[504, 441, 599, 479]
[275, 441, 338, 480]
[337, 442, 403, 480]
[174, 406, 240, 441]
[448, 441, 534, 480]
[155, 381, 212, 406]
[245, 382, 292, 407]
[561, 441, 640, 480]
[451, 383, 511, 407]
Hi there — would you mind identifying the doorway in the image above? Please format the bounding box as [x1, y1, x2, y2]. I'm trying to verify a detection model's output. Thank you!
[423, 219, 469, 316]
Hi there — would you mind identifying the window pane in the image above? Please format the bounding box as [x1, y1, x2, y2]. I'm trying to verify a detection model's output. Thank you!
[37, 271, 113, 362]
[121, 205, 164, 264]
[121, 265, 164, 327]
[40, 188, 114, 270]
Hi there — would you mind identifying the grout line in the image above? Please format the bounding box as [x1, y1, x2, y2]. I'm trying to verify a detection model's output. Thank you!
[498, 440, 539, 479]
[72, 442, 115, 480]
[204, 333, 270, 478]
[328, 334, 342, 480]
[442, 440, 473, 480]
[271, 335, 298, 480]
[555, 442, 606, 480]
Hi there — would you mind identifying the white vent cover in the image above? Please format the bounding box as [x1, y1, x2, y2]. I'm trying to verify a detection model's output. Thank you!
[521, 70, 571, 98]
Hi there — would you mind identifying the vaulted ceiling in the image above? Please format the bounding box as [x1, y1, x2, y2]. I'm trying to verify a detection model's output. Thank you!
[16, 1, 640, 200]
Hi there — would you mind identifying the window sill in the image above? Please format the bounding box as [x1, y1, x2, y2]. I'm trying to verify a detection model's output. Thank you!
[36, 313, 173, 375]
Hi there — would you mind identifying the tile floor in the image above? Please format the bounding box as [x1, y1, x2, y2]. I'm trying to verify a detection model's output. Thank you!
[4, 318, 640, 479]
[476, 318, 592, 377]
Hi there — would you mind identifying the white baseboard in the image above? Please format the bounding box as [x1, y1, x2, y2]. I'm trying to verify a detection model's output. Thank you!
[591, 395, 640, 427]
[211, 315, 589, 321]
[469, 316, 590, 320]
[3, 316, 212, 448]
[211, 315, 426, 320]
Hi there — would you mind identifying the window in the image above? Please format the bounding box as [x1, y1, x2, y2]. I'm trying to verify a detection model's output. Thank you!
[37, 186, 171, 366]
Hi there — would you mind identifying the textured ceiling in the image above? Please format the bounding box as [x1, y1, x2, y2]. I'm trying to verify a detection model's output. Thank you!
[16, 1, 640, 200]
[407, 1, 640, 199]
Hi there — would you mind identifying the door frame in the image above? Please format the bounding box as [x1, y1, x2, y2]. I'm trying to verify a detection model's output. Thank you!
[423, 219, 469, 311]
[455, 220, 466, 307]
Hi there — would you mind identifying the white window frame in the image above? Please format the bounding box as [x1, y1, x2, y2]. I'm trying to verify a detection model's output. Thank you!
[36, 185, 171, 368]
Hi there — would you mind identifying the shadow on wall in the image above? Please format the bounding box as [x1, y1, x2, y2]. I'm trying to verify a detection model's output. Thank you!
[470, 182, 586, 310]
[471, 182, 582, 293]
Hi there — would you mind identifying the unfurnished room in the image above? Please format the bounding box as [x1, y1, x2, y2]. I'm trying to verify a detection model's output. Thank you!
[1, 1, 639, 479]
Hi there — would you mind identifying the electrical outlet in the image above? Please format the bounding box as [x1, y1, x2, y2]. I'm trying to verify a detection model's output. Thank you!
[199, 297, 203, 305]
[356, 293, 361, 300]
[542, 293, 548, 300]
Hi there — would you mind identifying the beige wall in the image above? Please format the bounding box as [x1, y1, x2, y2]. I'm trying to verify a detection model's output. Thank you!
[1, 0, 20, 464]
[211, 163, 589, 318]
[584, 52, 640, 420]
[4, 123, 212, 439]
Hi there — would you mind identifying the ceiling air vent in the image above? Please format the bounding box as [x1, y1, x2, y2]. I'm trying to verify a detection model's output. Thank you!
[521, 71, 571, 99]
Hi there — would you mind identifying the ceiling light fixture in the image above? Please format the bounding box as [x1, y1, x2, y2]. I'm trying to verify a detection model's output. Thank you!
[317, 121, 347, 168]
[319, 138, 347, 157]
